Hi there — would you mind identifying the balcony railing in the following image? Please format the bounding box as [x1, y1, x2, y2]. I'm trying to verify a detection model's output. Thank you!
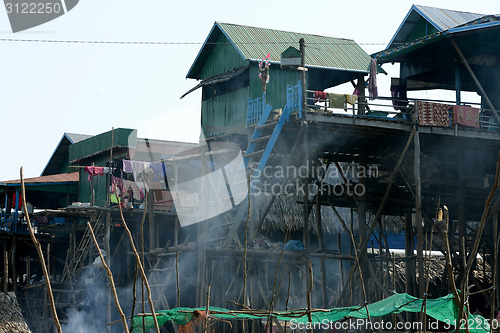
[305, 90, 500, 132]
[0, 213, 39, 234]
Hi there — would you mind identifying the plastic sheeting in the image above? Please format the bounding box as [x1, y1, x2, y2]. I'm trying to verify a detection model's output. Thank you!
[131, 293, 489, 332]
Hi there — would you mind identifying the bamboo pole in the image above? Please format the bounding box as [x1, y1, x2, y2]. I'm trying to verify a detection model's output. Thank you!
[20, 167, 62, 333]
[87, 222, 129, 333]
[117, 197, 160, 333]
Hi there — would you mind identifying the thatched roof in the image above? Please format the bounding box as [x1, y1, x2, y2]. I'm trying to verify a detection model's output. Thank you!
[0, 292, 32, 333]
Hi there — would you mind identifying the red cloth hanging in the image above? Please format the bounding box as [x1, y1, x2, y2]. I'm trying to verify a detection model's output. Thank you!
[11, 193, 22, 210]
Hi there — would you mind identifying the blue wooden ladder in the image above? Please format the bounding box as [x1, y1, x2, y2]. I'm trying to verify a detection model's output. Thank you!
[244, 81, 302, 172]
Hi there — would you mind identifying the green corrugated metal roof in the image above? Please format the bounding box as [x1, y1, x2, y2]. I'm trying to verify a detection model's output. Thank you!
[69, 128, 137, 163]
[187, 22, 372, 79]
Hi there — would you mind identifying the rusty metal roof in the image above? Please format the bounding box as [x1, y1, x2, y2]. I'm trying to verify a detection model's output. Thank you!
[187, 22, 372, 79]
[0, 172, 79, 186]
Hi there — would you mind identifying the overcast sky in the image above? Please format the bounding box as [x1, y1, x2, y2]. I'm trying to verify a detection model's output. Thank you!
[0, 0, 498, 181]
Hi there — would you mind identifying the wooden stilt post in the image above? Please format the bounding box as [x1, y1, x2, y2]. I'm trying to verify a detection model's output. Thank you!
[412, 109, 425, 298]
[26, 255, 30, 286]
[492, 211, 498, 321]
[148, 190, 155, 251]
[105, 212, 111, 333]
[317, 193, 327, 308]
[3, 245, 8, 292]
[11, 239, 16, 293]
[404, 211, 415, 296]
[117, 198, 160, 333]
[175, 217, 180, 308]
[88, 222, 129, 333]
[20, 167, 62, 333]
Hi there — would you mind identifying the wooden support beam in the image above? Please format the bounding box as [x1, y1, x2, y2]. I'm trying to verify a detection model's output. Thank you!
[11, 239, 16, 293]
[3, 245, 8, 292]
[450, 38, 500, 124]
[412, 111, 425, 297]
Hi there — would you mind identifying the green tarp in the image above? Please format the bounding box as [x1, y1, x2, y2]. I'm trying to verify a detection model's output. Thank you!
[131, 293, 490, 332]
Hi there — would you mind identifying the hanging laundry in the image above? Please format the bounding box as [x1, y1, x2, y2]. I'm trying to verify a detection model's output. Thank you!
[121, 179, 133, 199]
[84, 166, 94, 181]
[390, 80, 409, 112]
[313, 91, 327, 103]
[132, 161, 146, 182]
[417, 101, 451, 127]
[93, 167, 105, 176]
[150, 162, 166, 181]
[353, 85, 360, 96]
[123, 159, 133, 173]
[345, 94, 358, 105]
[452, 105, 480, 128]
[368, 58, 378, 99]
[110, 194, 119, 204]
[327, 93, 345, 109]
[84, 166, 109, 181]
[111, 176, 124, 196]
[11, 193, 22, 210]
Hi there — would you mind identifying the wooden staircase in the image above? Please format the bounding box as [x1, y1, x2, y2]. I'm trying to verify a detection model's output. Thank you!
[244, 81, 302, 172]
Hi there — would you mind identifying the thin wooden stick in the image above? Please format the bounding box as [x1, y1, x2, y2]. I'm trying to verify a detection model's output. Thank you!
[205, 285, 210, 333]
[243, 172, 251, 310]
[87, 222, 129, 333]
[130, 261, 138, 320]
[420, 223, 435, 332]
[265, 230, 289, 333]
[306, 260, 313, 332]
[131, 192, 147, 325]
[140, 188, 148, 331]
[20, 167, 62, 333]
[117, 197, 160, 333]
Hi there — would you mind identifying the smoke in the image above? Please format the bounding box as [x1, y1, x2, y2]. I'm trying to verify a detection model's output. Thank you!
[61, 262, 110, 332]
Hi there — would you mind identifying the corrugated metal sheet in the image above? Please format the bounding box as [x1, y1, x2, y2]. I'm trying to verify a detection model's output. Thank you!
[65, 132, 93, 144]
[376, 15, 499, 63]
[69, 128, 137, 163]
[219, 22, 371, 72]
[387, 5, 484, 49]
[0, 172, 79, 185]
[201, 88, 249, 137]
[415, 5, 483, 31]
[187, 22, 371, 79]
[41, 132, 93, 176]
